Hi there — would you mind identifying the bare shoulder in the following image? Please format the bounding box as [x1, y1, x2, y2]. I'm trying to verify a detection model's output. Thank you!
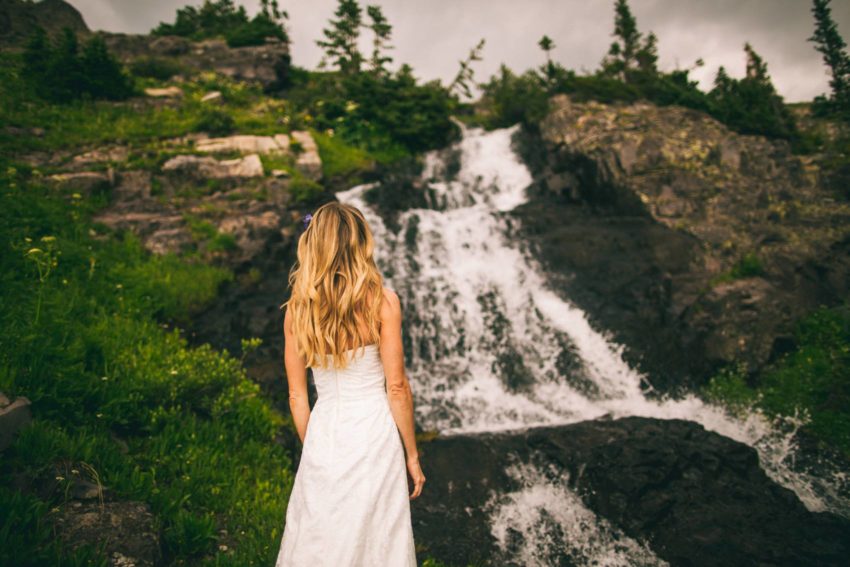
[380, 286, 401, 317]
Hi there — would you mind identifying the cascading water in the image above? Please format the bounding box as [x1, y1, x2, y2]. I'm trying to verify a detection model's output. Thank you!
[336, 121, 848, 563]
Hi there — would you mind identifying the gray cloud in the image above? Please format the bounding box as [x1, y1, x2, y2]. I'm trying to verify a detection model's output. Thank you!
[68, 0, 850, 102]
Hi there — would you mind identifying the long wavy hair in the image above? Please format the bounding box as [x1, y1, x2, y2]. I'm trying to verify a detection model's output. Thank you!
[281, 201, 384, 369]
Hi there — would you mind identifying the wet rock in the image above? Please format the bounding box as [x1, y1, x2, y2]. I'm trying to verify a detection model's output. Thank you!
[49, 501, 160, 567]
[195, 134, 289, 155]
[0, 393, 31, 451]
[414, 417, 850, 566]
[290, 130, 322, 181]
[162, 153, 264, 178]
[518, 94, 850, 388]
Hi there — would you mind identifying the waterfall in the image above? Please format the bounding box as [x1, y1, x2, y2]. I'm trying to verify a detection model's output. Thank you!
[336, 122, 848, 560]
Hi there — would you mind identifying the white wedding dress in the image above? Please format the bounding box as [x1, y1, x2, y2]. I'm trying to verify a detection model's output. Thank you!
[275, 344, 417, 566]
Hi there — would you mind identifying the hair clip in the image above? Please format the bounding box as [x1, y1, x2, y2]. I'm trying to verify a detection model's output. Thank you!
[302, 213, 313, 230]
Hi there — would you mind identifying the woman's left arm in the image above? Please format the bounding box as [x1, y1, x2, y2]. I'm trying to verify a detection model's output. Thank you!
[284, 307, 310, 443]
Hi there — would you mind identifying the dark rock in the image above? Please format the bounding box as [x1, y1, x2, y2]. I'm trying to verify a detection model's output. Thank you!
[413, 417, 850, 566]
[49, 500, 161, 567]
[0, 0, 89, 47]
[516, 95, 850, 389]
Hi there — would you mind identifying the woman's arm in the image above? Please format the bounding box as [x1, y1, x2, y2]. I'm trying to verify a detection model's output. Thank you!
[284, 307, 310, 443]
[380, 287, 426, 499]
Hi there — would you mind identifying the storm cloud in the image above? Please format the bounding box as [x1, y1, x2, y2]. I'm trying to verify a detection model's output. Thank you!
[67, 0, 850, 102]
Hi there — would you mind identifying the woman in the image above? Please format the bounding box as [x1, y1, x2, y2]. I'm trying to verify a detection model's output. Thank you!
[275, 201, 425, 566]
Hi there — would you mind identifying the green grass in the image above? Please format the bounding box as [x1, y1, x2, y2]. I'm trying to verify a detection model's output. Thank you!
[710, 252, 765, 286]
[0, 166, 294, 565]
[703, 304, 850, 456]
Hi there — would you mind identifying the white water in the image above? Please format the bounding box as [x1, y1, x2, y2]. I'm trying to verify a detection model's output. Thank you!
[336, 122, 848, 563]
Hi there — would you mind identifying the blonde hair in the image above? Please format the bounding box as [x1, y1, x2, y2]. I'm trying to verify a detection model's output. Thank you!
[281, 201, 384, 369]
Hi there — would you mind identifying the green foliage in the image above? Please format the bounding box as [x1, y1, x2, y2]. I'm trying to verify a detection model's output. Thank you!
[478, 65, 552, 130]
[808, 0, 850, 118]
[313, 129, 374, 180]
[704, 305, 850, 455]
[129, 56, 184, 80]
[153, 0, 288, 48]
[316, 0, 364, 74]
[708, 44, 799, 140]
[22, 27, 134, 103]
[599, 0, 659, 80]
[710, 252, 766, 286]
[193, 107, 236, 135]
[0, 168, 293, 563]
[286, 65, 458, 156]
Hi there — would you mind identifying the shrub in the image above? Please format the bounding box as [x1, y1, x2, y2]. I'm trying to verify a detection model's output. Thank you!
[129, 56, 183, 80]
[22, 27, 134, 103]
[153, 0, 288, 48]
[193, 108, 235, 135]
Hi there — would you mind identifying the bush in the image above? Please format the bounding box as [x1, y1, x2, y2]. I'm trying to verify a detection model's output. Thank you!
[22, 27, 134, 103]
[704, 304, 850, 455]
[129, 56, 183, 80]
[153, 0, 288, 48]
[193, 108, 235, 135]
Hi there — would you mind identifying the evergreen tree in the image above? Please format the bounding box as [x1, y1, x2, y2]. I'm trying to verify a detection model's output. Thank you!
[316, 0, 364, 74]
[80, 35, 134, 100]
[448, 38, 485, 99]
[600, 0, 658, 82]
[538, 35, 556, 81]
[708, 43, 797, 140]
[808, 0, 850, 111]
[366, 5, 393, 75]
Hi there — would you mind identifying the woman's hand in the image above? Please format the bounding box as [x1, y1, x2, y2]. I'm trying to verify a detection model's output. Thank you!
[407, 455, 426, 500]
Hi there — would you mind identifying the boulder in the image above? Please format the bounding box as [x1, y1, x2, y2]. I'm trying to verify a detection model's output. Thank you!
[48, 171, 113, 197]
[143, 86, 183, 98]
[71, 146, 129, 167]
[0, 394, 31, 451]
[195, 134, 289, 155]
[515, 94, 850, 388]
[290, 130, 322, 181]
[200, 90, 223, 104]
[414, 417, 850, 566]
[162, 153, 264, 178]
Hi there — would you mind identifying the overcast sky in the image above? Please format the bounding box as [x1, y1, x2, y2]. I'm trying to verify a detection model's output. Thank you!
[66, 0, 850, 103]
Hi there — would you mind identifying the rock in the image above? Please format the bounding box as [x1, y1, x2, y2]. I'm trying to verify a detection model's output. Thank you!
[414, 417, 850, 566]
[71, 146, 129, 166]
[0, 394, 32, 451]
[271, 168, 290, 178]
[143, 86, 183, 98]
[217, 210, 282, 266]
[291, 130, 322, 181]
[112, 171, 151, 202]
[200, 90, 223, 104]
[103, 32, 291, 89]
[162, 153, 264, 178]
[49, 501, 160, 567]
[516, 94, 850, 388]
[47, 171, 112, 197]
[195, 134, 289, 155]
[91, 200, 193, 257]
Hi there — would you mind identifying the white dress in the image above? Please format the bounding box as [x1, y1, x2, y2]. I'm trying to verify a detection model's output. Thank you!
[275, 344, 417, 566]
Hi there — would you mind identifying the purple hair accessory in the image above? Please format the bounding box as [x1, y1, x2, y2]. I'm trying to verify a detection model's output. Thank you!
[302, 213, 313, 229]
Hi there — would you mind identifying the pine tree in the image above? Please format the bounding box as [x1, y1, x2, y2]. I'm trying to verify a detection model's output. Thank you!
[808, 0, 850, 110]
[366, 5, 393, 74]
[316, 0, 364, 74]
[538, 35, 556, 81]
[448, 38, 485, 99]
[600, 0, 658, 82]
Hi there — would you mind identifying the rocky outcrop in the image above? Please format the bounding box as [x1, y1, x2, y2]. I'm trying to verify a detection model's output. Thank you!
[103, 34, 291, 90]
[413, 417, 850, 566]
[291, 130, 323, 181]
[162, 153, 265, 179]
[0, 0, 89, 47]
[196, 134, 290, 155]
[516, 94, 850, 389]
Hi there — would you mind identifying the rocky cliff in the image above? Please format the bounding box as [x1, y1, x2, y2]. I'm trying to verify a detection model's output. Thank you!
[0, 0, 89, 46]
[516, 93, 850, 390]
